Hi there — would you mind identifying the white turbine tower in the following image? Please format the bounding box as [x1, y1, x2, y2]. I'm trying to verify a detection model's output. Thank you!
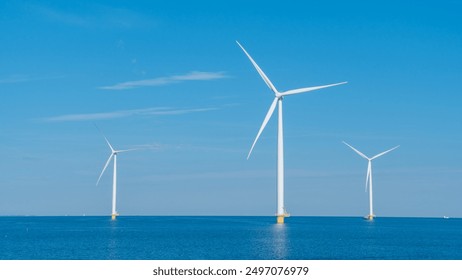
[96, 126, 138, 220]
[237, 41, 347, 224]
[343, 141, 399, 220]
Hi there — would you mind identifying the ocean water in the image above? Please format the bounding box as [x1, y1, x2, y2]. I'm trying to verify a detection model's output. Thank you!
[0, 216, 461, 260]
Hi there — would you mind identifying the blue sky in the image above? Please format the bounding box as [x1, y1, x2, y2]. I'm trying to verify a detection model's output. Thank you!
[1, 0, 461, 217]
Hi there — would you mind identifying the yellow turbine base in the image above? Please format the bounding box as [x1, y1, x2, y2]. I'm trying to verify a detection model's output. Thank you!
[365, 215, 375, 221]
[277, 215, 285, 224]
[111, 214, 118, 220]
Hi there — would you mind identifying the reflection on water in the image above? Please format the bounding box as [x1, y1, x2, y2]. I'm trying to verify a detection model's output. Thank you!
[270, 223, 288, 259]
[107, 218, 119, 259]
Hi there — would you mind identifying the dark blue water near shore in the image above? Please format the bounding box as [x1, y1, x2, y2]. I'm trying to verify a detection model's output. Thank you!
[0, 216, 461, 260]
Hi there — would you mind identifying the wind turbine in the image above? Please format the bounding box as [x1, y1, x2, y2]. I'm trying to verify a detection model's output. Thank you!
[237, 41, 347, 224]
[343, 141, 399, 220]
[95, 126, 138, 220]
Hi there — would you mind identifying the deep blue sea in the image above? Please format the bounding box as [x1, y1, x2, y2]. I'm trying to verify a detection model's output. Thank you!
[0, 216, 461, 260]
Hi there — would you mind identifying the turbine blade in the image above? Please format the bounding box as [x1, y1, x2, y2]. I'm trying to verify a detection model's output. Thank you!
[280, 81, 347, 96]
[94, 123, 115, 153]
[371, 145, 400, 160]
[343, 141, 370, 160]
[96, 153, 114, 186]
[365, 161, 371, 192]
[116, 148, 141, 153]
[247, 97, 278, 159]
[236, 41, 279, 95]
[102, 135, 115, 153]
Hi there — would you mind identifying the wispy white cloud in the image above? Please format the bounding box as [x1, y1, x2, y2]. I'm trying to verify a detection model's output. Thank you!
[34, 5, 88, 27]
[0, 75, 33, 84]
[40, 107, 218, 122]
[29, 4, 156, 29]
[99, 71, 228, 90]
[131, 143, 165, 151]
[0, 74, 64, 84]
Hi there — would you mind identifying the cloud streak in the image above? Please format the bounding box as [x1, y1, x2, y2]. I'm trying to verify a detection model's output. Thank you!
[40, 107, 218, 122]
[99, 71, 228, 90]
[29, 4, 156, 29]
[0, 74, 64, 84]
